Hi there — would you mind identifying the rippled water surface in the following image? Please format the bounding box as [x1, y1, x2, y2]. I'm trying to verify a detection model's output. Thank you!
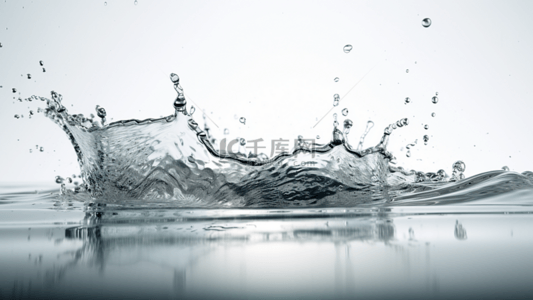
[2, 182, 533, 300]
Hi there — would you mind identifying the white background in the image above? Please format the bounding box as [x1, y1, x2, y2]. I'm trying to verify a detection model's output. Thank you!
[1, 0, 532, 183]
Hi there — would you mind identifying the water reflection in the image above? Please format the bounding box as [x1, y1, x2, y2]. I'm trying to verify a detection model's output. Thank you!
[3, 207, 533, 299]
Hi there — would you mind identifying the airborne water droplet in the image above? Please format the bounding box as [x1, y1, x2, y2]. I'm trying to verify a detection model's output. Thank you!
[134, 0, 138, 4]
[502, 166, 510, 171]
[39, 147, 44, 152]
[104, 1, 107, 5]
[333, 94, 340, 107]
[316, 135, 320, 139]
[424, 124, 429, 130]
[432, 96, 438, 104]
[239, 117, 246, 125]
[423, 135, 429, 145]
[239, 138, 246, 146]
[95, 105, 106, 118]
[170, 73, 179, 84]
[14, 114, 19, 119]
[189, 106, 195, 115]
[422, 18, 432, 28]
[39, 60, 43, 66]
[405, 97, 410, 104]
[342, 108, 348, 116]
[343, 44, 353, 53]
[334, 77, 339, 82]
[12, 88, 16, 93]
[224, 128, 229, 135]
[42, 68, 46, 72]
[27, 74, 31, 79]
[406, 69, 409, 73]
[431, 112, 436, 117]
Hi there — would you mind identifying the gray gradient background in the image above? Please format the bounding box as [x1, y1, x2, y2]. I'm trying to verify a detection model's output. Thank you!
[1, 0, 532, 183]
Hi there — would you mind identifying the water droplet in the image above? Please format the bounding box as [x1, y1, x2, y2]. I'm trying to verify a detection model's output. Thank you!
[502, 166, 510, 171]
[39, 60, 43, 66]
[453, 161, 466, 172]
[189, 106, 195, 115]
[435, 92, 439, 96]
[333, 94, 340, 107]
[406, 69, 409, 73]
[55, 176, 63, 184]
[316, 135, 320, 139]
[422, 18, 432, 28]
[424, 124, 429, 130]
[104, 1, 107, 5]
[239, 138, 246, 146]
[404, 97, 410, 104]
[42, 68, 46, 72]
[431, 112, 436, 117]
[431, 96, 438, 104]
[334, 77, 339, 82]
[401, 118, 409, 126]
[170, 73, 179, 84]
[224, 128, 229, 135]
[29, 149, 32, 153]
[342, 108, 348, 116]
[12, 88, 16, 93]
[239, 117, 246, 125]
[27, 74, 31, 79]
[29, 110, 33, 116]
[134, 0, 138, 4]
[343, 119, 353, 134]
[39, 147, 44, 152]
[14, 114, 19, 119]
[343, 44, 353, 53]
[406, 150, 411, 157]
[423, 135, 429, 145]
[95, 105, 106, 118]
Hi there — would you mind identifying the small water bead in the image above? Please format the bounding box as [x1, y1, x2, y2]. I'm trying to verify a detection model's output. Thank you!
[343, 44, 353, 53]
[432, 96, 438, 104]
[189, 106, 195, 115]
[453, 161, 466, 172]
[29, 149, 32, 153]
[342, 108, 348, 116]
[239, 138, 246, 146]
[422, 18, 432, 28]
[343, 120, 353, 128]
[12, 88, 16, 93]
[423, 135, 429, 145]
[406, 69, 409, 73]
[95, 105, 106, 118]
[42, 68, 46, 72]
[424, 124, 429, 130]
[39, 60, 43, 66]
[502, 166, 510, 171]
[134, 0, 138, 4]
[14, 114, 20, 119]
[333, 94, 340, 106]
[27, 74, 31, 79]
[435, 92, 439, 96]
[239, 117, 246, 125]
[170, 73, 179, 84]
[104, 1, 107, 5]
[316, 135, 320, 139]
[334, 77, 339, 82]
[224, 128, 229, 135]
[39, 147, 44, 152]
[404, 97, 410, 104]
[431, 112, 436, 117]
[55, 176, 63, 184]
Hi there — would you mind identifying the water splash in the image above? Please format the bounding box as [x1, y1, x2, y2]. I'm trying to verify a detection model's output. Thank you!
[35, 73, 533, 208]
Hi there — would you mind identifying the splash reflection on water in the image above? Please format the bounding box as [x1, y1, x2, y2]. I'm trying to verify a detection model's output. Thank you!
[1, 187, 533, 300]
